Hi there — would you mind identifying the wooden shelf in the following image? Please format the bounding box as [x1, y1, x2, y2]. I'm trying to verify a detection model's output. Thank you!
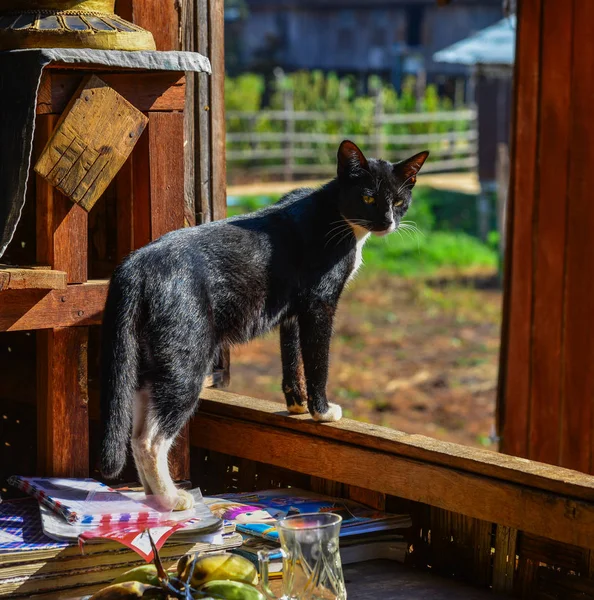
[0, 266, 66, 292]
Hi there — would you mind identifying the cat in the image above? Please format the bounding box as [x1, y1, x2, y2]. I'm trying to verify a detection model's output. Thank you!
[100, 140, 428, 511]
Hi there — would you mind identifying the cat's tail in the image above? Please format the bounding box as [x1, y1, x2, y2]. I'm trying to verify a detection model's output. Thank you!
[100, 266, 142, 479]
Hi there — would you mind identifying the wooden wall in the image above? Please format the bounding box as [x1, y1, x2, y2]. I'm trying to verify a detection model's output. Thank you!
[498, 0, 594, 472]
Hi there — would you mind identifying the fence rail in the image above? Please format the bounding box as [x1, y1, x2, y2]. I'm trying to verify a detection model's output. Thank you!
[226, 106, 477, 183]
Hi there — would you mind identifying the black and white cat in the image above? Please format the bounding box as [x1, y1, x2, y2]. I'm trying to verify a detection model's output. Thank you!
[100, 140, 428, 510]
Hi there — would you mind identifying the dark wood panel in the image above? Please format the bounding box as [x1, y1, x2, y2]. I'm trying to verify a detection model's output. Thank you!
[500, 0, 543, 458]
[528, 0, 573, 465]
[561, 0, 594, 472]
[148, 112, 185, 239]
[37, 327, 89, 476]
[37, 72, 185, 115]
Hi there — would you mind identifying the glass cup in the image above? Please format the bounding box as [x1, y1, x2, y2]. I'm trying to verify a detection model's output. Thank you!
[258, 513, 347, 600]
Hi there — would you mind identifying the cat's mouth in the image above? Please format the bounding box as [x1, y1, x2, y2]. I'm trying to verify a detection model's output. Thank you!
[372, 223, 397, 237]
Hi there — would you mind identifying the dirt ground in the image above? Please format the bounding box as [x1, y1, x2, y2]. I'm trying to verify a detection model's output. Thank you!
[227, 271, 502, 449]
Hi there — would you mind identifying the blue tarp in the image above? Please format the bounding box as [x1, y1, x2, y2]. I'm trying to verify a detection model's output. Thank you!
[433, 16, 516, 66]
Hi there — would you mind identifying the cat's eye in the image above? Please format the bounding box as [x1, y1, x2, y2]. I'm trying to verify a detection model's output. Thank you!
[394, 199, 404, 207]
[363, 195, 375, 204]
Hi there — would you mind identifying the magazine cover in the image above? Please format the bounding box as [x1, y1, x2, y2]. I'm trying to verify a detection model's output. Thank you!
[206, 488, 411, 542]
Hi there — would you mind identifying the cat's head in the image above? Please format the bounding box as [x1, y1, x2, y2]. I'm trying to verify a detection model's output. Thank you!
[336, 140, 429, 236]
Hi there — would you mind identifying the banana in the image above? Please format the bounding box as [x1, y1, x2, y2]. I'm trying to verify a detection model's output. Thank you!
[89, 581, 167, 599]
[112, 565, 160, 586]
[199, 580, 265, 600]
[177, 553, 258, 588]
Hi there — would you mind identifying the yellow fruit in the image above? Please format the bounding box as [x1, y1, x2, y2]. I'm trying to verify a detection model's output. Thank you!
[112, 565, 160, 586]
[200, 580, 265, 600]
[178, 553, 258, 588]
[89, 581, 166, 599]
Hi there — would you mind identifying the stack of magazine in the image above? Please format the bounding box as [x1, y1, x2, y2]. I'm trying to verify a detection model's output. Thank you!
[204, 488, 411, 578]
[0, 477, 242, 599]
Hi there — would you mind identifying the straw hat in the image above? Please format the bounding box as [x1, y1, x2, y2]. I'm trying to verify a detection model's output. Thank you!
[0, 0, 156, 50]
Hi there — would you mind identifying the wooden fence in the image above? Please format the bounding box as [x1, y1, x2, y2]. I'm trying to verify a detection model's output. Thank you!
[226, 103, 478, 183]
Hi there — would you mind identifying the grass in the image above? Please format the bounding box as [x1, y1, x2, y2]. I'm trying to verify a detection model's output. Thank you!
[227, 186, 499, 277]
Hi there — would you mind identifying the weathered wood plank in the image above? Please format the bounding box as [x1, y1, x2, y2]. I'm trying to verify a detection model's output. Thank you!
[191, 409, 594, 550]
[529, 0, 573, 466]
[0, 267, 66, 291]
[37, 327, 89, 476]
[500, 0, 543, 458]
[0, 281, 108, 332]
[35, 75, 147, 213]
[561, 0, 594, 473]
[37, 72, 186, 114]
[198, 389, 594, 503]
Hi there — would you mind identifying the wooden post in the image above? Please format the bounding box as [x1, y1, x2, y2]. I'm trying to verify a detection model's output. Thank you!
[35, 114, 90, 477]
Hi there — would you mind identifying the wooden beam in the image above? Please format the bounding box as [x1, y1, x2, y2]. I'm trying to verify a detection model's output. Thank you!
[37, 72, 186, 115]
[197, 389, 594, 503]
[191, 408, 594, 551]
[0, 281, 108, 332]
[0, 267, 66, 291]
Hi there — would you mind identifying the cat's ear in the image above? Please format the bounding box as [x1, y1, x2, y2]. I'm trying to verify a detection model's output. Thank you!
[394, 150, 430, 182]
[337, 140, 370, 179]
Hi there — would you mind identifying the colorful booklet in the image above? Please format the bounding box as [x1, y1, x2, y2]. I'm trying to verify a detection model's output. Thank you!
[8, 476, 167, 526]
[205, 488, 411, 542]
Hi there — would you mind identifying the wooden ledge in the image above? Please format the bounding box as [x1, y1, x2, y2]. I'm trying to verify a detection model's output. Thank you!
[193, 389, 594, 549]
[0, 266, 66, 292]
[198, 388, 594, 503]
[0, 280, 108, 332]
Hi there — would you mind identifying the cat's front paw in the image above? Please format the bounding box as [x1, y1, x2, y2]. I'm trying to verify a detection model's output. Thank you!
[313, 403, 342, 422]
[283, 382, 308, 415]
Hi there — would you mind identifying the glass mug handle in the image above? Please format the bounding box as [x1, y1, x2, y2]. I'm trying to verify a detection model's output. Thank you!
[258, 548, 286, 599]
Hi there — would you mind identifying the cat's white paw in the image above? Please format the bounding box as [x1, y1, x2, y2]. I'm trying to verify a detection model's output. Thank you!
[313, 403, 342, 422]
[157, 488, 195, 511]
[173, 489, 195, 511]
[287, 403, 309, 414]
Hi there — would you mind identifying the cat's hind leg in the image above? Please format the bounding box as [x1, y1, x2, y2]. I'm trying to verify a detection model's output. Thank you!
[280, 318, 308, 414]
[133, 377, 203, 511]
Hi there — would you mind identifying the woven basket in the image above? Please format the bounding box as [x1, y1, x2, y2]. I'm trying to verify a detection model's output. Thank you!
[0, 0, 155, 51]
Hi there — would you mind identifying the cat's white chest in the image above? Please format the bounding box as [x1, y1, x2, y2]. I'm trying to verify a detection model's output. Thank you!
[348, 224, 370, 282]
